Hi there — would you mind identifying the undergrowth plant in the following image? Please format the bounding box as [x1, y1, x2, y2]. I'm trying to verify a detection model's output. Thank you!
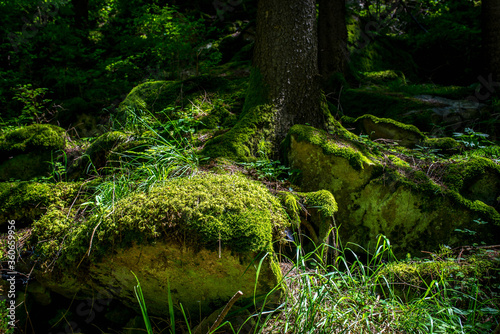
[253, 235, 499, 334]
[129, 232, 499, 333]
[85, 107, 205, 221]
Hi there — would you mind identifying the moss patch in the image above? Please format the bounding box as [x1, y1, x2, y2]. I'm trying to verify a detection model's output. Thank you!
[117, 75, 237, 119]
[424, 137, 461, 151]
[354, 114, 425, 147]
[284, 124, 372, 171]
[0, 124, 66, 159]
[31, 173, 288, 265]
[340, 88, 435, 122]
[84, 131, 131, 172]
[443, 157, 500, 207]
[202, 104, 277, 162]
[0, 182, 82, 226]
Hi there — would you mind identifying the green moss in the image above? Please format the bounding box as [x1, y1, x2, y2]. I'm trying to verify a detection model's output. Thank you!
[424, 137, 461, 151]
[278, 190, 337, 247]
[300, 190, 338, 218]
[202, 104, 277, 162]
[381, 256, 494, 287]
[0, 124, 66, 158]
[0, 182, 82, 225]
[361, 70, 404, 85]
[285, 124, 371, 171]
[387, 155, 410, 168]
[355, 114, 425, 139]
[31, 173, 288, 264]
[199, 100, 231, 129]
[117, 76, 235, 119]
[348, 34, 417, 79]
[85, 131, 131, 170]
[443, 157, 500, 192]
[278, 190, 337, 225]
[465, 145, 500, 160]
[242, 68, 269, 114]
[382, 165, 500, 227]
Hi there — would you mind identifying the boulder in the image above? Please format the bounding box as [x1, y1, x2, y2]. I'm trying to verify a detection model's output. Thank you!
[30, 173, 288, 318]
[284, 124, 500, 257]
[0, 124, 67, 181]
[354, 114, 425, 147]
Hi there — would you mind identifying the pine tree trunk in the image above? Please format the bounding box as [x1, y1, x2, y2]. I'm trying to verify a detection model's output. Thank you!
[482, 0, 500, 84]
[246, 0, 326, 145]
[318, 0, 348, 83]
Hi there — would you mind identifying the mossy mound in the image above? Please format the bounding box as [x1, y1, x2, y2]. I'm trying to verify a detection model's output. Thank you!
[32, 173, 288, 262]
[284, 124, 500, 257]
[279, 190, 338, 246]
[360, 70, 404, 85]
[0, 182, 82, 226]
[380, 248, 499, 302]
[0, 124, 67, 181]
[117, 75, 235, 118]
[340, 88, 441, 133]
[0, 124, 66, 158]
[423, 136, 462, 152]
[285, 124, 373, 171]
[202, 104, 277, 162]
[354, 114, 425, 147]
[84, 131, 132, 172]
[32, 173, 287, 317]
[443, 157, 500, 208]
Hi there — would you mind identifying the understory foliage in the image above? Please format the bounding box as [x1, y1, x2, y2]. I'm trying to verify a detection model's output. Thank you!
[255, 237, 500, 334]
[129, 235, 499, 334]
[1, 0, 499, 333]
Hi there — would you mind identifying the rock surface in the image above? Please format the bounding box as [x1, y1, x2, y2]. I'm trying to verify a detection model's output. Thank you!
[284, 124, 500, 257]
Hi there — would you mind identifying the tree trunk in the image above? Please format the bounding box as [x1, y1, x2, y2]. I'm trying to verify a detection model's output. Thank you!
[245, 0, 327, 145]
[482, 0, 500, 85]
[318, 0, 348, 85]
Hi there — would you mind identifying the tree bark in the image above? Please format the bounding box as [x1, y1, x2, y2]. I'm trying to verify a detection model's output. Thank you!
[246, 0, 327, 145]
[318, 0, 348, 84]
[482, 0, 500, 85]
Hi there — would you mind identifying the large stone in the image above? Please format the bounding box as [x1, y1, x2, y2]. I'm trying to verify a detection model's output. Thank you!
[284, 124, 500, 257]
[31, 173, 287, 318]
[0, 124, 67, 181]
[354, 114, 425, 147]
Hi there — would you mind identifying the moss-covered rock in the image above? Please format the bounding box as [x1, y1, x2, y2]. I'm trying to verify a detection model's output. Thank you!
[0, 124, 67, 181]
[83, 131, 131, 172]
[0, 181, 82, 226]
[284, 124, 500, 257]
[0, 124, 66, 158]
[32, 173, 287, 317]
[379, 248, 499, 302]
[443, 157, 500, 208]
[202, 104, 277, 162]
[117, 76, 234, 119]
[340, 88, 436, 131]
[279, 190, 338, 247]
[354, 114, 426, 147]
[423, 136, 462, 152]
[360, 70, 404, 85]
